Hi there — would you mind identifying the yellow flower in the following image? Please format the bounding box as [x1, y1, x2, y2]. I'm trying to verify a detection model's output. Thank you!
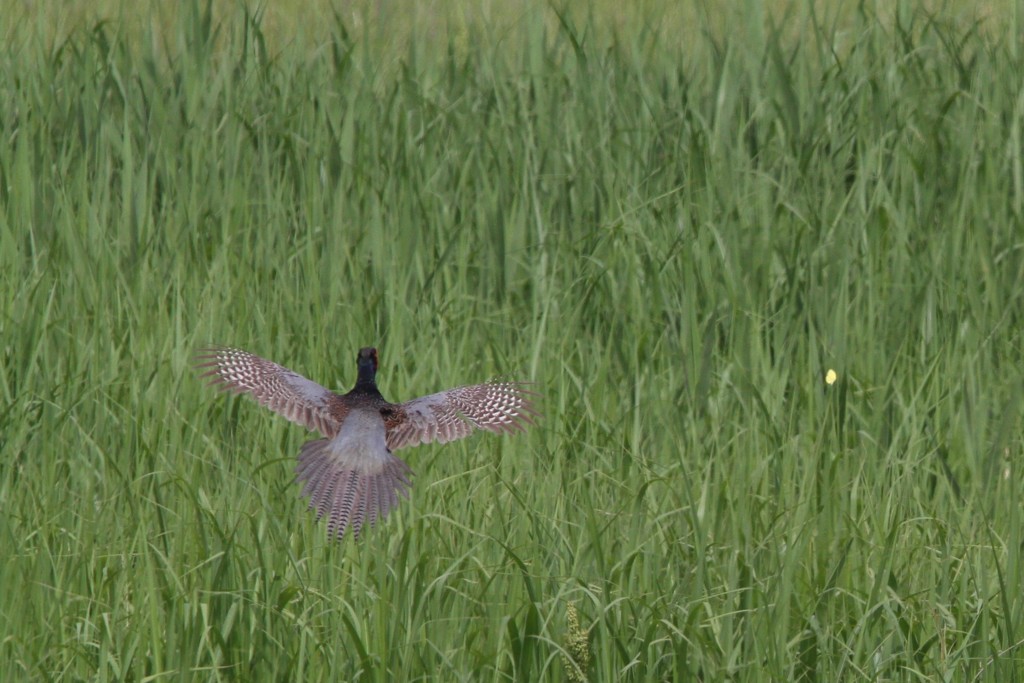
[825, 369, 837, 385]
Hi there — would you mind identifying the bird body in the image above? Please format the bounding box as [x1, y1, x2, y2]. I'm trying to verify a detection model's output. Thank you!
[325, 409, 391, 465]
[196, 346, 538, 540]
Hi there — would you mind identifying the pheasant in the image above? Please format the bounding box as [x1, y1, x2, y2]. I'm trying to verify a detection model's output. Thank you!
[196, 347, 539, 540]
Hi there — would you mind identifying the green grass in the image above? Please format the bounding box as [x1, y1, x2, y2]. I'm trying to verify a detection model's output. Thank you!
[3, 1, 1024, 680]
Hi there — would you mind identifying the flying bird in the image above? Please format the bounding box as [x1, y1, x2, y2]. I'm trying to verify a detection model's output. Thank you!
[196, 347, 539, 540]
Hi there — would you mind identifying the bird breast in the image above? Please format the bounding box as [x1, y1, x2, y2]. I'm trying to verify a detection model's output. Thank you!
[324, 408, 391, 472]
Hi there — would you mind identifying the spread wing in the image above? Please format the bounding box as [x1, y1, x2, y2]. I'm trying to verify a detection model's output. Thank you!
[385, 381, 540, 451]
[195, 347, 344, 437]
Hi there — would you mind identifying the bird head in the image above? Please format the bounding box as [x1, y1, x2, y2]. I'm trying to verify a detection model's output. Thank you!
[357, 347, 378, 371]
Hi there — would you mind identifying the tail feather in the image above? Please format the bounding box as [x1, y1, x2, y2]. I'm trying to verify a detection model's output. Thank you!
[296, 439, 412, 540]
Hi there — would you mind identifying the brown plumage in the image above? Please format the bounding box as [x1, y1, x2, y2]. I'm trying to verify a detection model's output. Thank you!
[195, 347, 539, 540]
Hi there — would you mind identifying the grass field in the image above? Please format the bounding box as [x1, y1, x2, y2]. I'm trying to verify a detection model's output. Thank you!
[2, 1, 1024, 680]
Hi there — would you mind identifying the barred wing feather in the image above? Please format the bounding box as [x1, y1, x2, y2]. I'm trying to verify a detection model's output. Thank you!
[196, 347, 343, 437]
[385, 381, 539, 451]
